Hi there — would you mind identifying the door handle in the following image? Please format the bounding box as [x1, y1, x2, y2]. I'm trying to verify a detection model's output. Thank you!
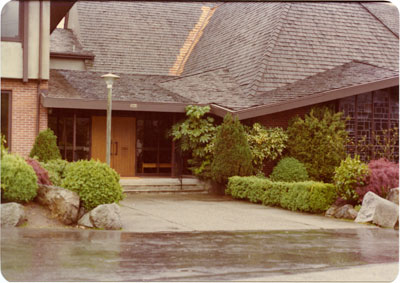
[115, 141, 118, 156]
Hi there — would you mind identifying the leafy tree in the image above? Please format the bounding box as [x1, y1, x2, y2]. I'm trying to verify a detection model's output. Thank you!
[246, 123, 287, 173]
[211, 113, 253, 184]
[30, 129, 61, 162]
[286, 107, 348, 183]
[171, 105, 217, 179]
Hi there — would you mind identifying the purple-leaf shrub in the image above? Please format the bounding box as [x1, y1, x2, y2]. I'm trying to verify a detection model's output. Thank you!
[26, 158, 53, 186]
[356, 159, 399, 202]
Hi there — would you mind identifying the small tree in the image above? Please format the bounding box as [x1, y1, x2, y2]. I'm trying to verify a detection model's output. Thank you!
[171, 105, 217, 179]
[29, 129, 61, 163]
[286, 107, 348, 183]
[211, 114, 253, 184]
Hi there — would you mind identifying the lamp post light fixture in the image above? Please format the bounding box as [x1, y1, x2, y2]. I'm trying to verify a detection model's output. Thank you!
[101, 73, 120, 166]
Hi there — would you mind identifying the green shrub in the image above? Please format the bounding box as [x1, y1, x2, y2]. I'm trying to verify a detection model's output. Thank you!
[270, 157, 309, 182]
[41, 159, 69, 187]
[1, 153, 38, 203]
[245, 123, 288, 173]
[227, 176, 336, 213]
[286, 107, 348, 183]
[30, 129, 61, 162]
[333, 155, 369, 203]
[61, 160, 124, 210]
[171, 105, 217, 179]
[211, 114, 253, 184]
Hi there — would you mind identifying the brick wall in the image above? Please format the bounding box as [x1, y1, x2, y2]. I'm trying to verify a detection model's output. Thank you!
[1, 79, 48, 157]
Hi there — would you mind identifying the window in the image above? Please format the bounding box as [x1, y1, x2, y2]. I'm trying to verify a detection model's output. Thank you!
[1, 0, 22, 41]
[1, 91, 11, 148]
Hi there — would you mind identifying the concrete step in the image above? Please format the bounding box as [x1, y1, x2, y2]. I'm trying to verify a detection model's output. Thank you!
[120, 177, 210, 193]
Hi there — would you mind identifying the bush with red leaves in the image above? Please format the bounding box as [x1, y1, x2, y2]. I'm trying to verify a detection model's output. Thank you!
[25, 158, 52, 186]
[356, 159, 399, 202]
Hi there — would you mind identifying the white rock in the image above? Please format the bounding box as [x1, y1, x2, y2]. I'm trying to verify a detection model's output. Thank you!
[1, 203, 26, 227]
[90, 203, 122, 230]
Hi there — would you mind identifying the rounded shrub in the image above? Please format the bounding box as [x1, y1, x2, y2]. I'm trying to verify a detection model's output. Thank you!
[41, 159, 69, 187]
[30, 128, 61, 163]
[1, 153, 38, 203]
[270, 157, 309, 182]
[61, 160, 124, 210]
[333, 155, 369, 204]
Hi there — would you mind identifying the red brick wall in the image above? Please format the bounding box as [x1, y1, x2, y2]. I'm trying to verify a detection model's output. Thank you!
[1, 79, 48, 157]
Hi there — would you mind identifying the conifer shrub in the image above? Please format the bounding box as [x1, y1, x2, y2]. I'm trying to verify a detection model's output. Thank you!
[355, 159, 399, 201]
[286, 107, 348, 183]
[270, 157, 309, 182]
[211, 114, 253, 184]
[333, 155, 369, 204]
[26, 158, 52, 185]
[1, 153, 38, 203]
[61, 160, 124, 210]
[29, 129, 61, 162]
[41, 159, 69, 187]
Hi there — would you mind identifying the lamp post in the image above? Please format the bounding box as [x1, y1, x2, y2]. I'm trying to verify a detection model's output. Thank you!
[101, 73, 120, 166]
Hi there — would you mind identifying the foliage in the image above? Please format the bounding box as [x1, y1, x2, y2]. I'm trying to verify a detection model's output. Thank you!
[333, 155, 369, 203]
[41, 159, 69, 187]
[1, 153, 38, 203]
[353, 127, 399, 162]
[29, 129, 62, 163]
[211, 114, 254, 184]
[171, 105, 217, 179]
[26, 158, 52, 185]
[1, 134, 7, 157]
[355, 159, 399, 201]
[61, 160, 124, 210]
[269, 157, 309, 182]
[286, 107, 348, 183]
[245, 123, 288, 173]
[227, 176, 336, 213]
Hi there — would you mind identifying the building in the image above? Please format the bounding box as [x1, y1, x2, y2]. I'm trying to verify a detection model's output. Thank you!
[1, 1, 398, 177]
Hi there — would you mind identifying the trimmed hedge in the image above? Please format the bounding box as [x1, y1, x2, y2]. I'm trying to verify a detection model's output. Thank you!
[227, 176, 336, 213]
[270, 157, 309, 182]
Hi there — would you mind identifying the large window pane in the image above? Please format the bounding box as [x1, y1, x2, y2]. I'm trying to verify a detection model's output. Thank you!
[1, 92, 10, 147]
[1, 1, 20, 39]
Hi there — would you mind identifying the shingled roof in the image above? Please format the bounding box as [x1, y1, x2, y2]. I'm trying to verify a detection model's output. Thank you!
[50, 28, 94, 58]
[183, 2, 399, 95]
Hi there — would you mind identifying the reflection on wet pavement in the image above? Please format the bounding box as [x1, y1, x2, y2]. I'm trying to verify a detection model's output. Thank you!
[1, 228, 398, 281]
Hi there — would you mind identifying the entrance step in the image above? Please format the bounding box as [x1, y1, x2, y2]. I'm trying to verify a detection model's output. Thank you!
[120, 177, 210, 193]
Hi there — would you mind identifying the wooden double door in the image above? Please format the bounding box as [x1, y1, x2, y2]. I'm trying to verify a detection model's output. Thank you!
[91, 116, 136, 177]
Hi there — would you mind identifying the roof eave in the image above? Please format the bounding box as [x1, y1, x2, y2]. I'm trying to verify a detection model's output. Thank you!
[50, 52, 95, 60]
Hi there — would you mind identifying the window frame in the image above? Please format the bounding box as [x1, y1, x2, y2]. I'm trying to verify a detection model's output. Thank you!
[1, 1, 24, 42]
[1, 90, 12, 149]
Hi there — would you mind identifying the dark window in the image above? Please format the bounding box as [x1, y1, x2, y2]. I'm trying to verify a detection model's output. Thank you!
[1, 91, 11, 148]
[1, 0, 22, 41]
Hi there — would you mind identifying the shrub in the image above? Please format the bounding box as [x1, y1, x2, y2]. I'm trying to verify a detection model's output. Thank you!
[211, 114, 253, 184]
[26, 158, 52, 185]
[30, 129, 61, 162]
[41, 159, 69, 187]
[61, 160, 124, 210]
[286, 107, 348, 183]
[245, 123, 288, 173]
[227, 176, 336, 213]
[269, 157, 309, 182]
[1, 153, 38, 203]
[356, 159, 399, 201]
[171, 105, 217, 179]
[333, 155, 369, 204]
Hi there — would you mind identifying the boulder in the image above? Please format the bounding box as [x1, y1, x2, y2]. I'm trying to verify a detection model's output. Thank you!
[90, 204, 122, 230]
[78, 203, 122, 230]
[1, 203, 26, 227]
[325, 205, 338, 217]
[386, 188, 399, 205]
[36, 185, 80, 225]
[355, 191, 399, 228]
[334, 204, 358, 220]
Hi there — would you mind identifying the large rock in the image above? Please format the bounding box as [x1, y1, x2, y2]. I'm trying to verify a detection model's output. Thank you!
[36, 185, 80, 225]
[334, 204, 358, 220]
[325, 205, 338, 217]
[386, 188, 399, 205]
[355, 191, 399, 228]
[1, 203, 26, 227]
[78, 203, 122, 230]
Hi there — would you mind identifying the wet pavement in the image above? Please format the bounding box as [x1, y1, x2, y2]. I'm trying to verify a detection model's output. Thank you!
[1, 227, 398, 281]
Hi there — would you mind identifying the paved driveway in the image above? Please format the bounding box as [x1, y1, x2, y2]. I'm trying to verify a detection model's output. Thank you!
[119, 193, 371, 232]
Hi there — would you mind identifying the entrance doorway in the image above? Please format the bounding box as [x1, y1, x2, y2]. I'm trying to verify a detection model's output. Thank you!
[91, 116, 136, 176]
